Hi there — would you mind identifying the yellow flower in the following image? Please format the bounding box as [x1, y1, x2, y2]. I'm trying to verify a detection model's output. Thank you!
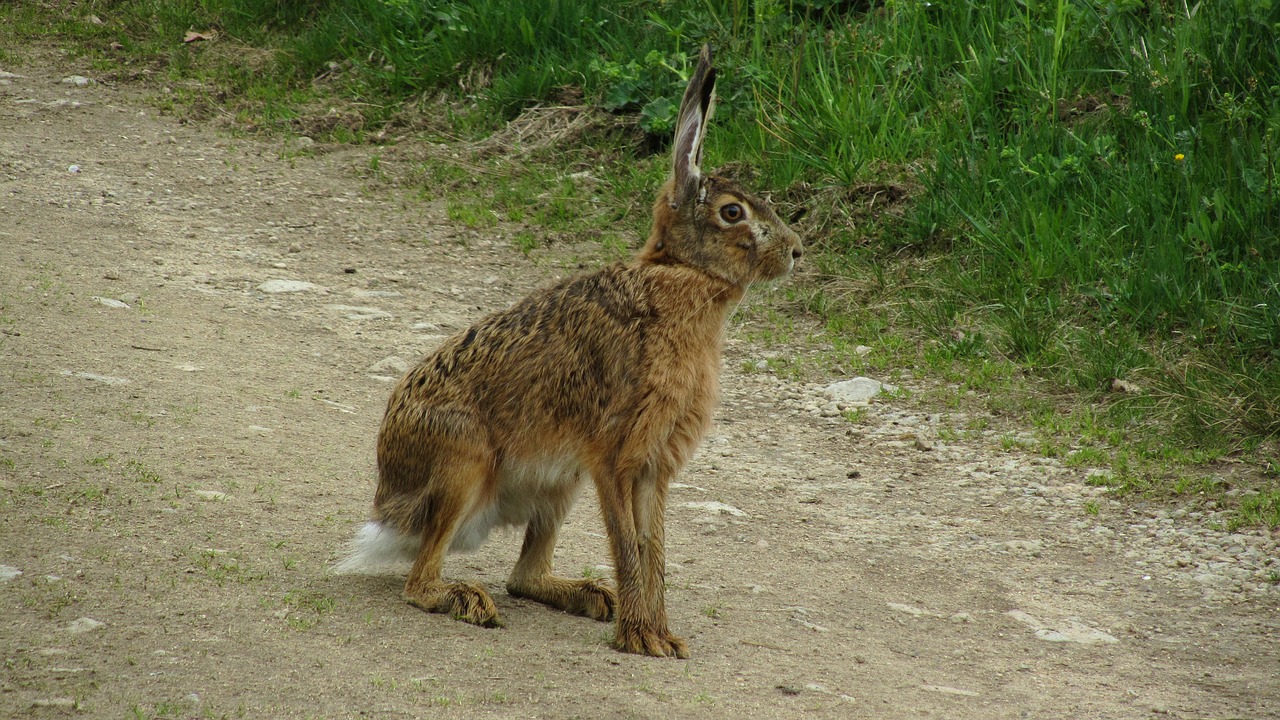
[1174, 153, 1185, 161]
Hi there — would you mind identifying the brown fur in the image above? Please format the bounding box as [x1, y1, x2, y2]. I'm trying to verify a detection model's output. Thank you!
[353, 45, 801, 658]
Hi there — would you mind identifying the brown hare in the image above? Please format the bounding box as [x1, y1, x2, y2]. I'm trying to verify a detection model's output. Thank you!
[335, 44, 801, 658]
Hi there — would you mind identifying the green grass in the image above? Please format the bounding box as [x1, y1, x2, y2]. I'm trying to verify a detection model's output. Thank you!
[1229, 490, 1280, 531]
[125, 459, 162, 484]
[5, 0, 1276, 522]
[279, 589, 336, 630]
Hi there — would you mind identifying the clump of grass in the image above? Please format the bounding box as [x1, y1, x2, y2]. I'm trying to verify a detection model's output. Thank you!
[1229, 491, 1280, 531]
[280, 589, 336, 630]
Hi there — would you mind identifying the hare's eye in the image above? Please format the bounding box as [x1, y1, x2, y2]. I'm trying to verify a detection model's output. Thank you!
[720, 203, 745, 223]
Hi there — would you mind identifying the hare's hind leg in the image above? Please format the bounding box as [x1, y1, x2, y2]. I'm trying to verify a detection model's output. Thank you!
[399, 456, 502, 628]
[506, 486, 617, 622]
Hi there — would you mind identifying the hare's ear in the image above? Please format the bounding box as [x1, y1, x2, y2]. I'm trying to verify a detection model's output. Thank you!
[670, 44, 716, 209]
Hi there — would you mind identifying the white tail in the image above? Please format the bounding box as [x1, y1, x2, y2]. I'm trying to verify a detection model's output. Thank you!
[331, 521, 420, 574]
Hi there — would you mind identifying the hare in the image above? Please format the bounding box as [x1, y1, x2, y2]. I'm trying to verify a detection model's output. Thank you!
[335, 45, 801, 658]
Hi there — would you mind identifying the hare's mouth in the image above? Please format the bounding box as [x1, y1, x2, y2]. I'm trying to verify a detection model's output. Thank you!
[756, 258, 795, 284]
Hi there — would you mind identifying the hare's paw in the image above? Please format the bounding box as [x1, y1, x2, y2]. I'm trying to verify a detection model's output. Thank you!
[507, 577, 616, 622]
[613, 620, 689, 659]
[566, 578, 616, 622]
[404, 580, 502, 628]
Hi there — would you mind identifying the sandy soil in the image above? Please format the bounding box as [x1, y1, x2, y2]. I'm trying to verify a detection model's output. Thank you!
[2, 50, 1277, 719]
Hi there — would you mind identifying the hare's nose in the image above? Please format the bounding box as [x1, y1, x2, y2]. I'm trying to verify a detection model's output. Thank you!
[791, 246, 803, 260]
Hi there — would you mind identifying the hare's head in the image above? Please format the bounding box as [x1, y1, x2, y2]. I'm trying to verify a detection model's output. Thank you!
[640, 45, 802, 288]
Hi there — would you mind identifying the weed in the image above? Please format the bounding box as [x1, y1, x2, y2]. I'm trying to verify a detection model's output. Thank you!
[77, 486, 108, 503]
[281, 589, 336, 630]
[999, 435, 1034, 453]
[513, 230, 538, 255]
[1229, 491, 1280, 531]
[170, 400, 200, 427]
[842, 408, 868, 424]
[186, 548, 265, 586]
[366, 153, 385, 181]
[126, 460, 162, 484]
[445, 197, 495, 228]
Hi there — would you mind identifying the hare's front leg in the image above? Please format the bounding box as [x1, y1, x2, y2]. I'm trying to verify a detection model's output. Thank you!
[507, 490, 617, 621]
[595, 463, 689, 659]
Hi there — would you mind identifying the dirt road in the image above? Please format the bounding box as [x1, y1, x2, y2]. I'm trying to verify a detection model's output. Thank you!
[2, 50, 1277, 719]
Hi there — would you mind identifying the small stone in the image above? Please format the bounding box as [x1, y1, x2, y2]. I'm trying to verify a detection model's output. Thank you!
[0, 565, 22, 582]
[1192, 572, 1229, 587]
[103, 269, 120, 280]
[777, 685, 801, 696]
[950, 612, 973, 623]
[62, 370, 129, 385]
[681, 501, 748, 518]
[823, 377, 897, 405]
[31, 698, 78, 709]
[257, 279, 320, 294]
[847, 470, 861, 479]
[367, 355, 410, 375]
[61, 75, 93, 87]
[1109, 378, 1142, 394]
[343, 267, 357, 274]
[294, 136, 314, 148]
[999, 539, 1043, 555]
[287, 243, 302, 253]
[913, 436, 934, 452]
[1085, 468, 1113, 483]
[324, 304, 392, 321]
[1006, 610, 1118, 645]
[68, 164, 81, 173]
[193, 490, 227, 501]
[65, 617, 105, 634]
[920, 685, 979, 697]
[854, 345, 872, 356]
[791, 617, 829, 632]
[887, 602, 927, 617]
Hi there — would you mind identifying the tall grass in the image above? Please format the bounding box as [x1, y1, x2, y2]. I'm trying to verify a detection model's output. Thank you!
[11, 0, 1276, 444]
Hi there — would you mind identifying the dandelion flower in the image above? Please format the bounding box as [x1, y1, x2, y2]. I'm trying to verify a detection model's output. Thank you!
[1174, 153, 1185, 161]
